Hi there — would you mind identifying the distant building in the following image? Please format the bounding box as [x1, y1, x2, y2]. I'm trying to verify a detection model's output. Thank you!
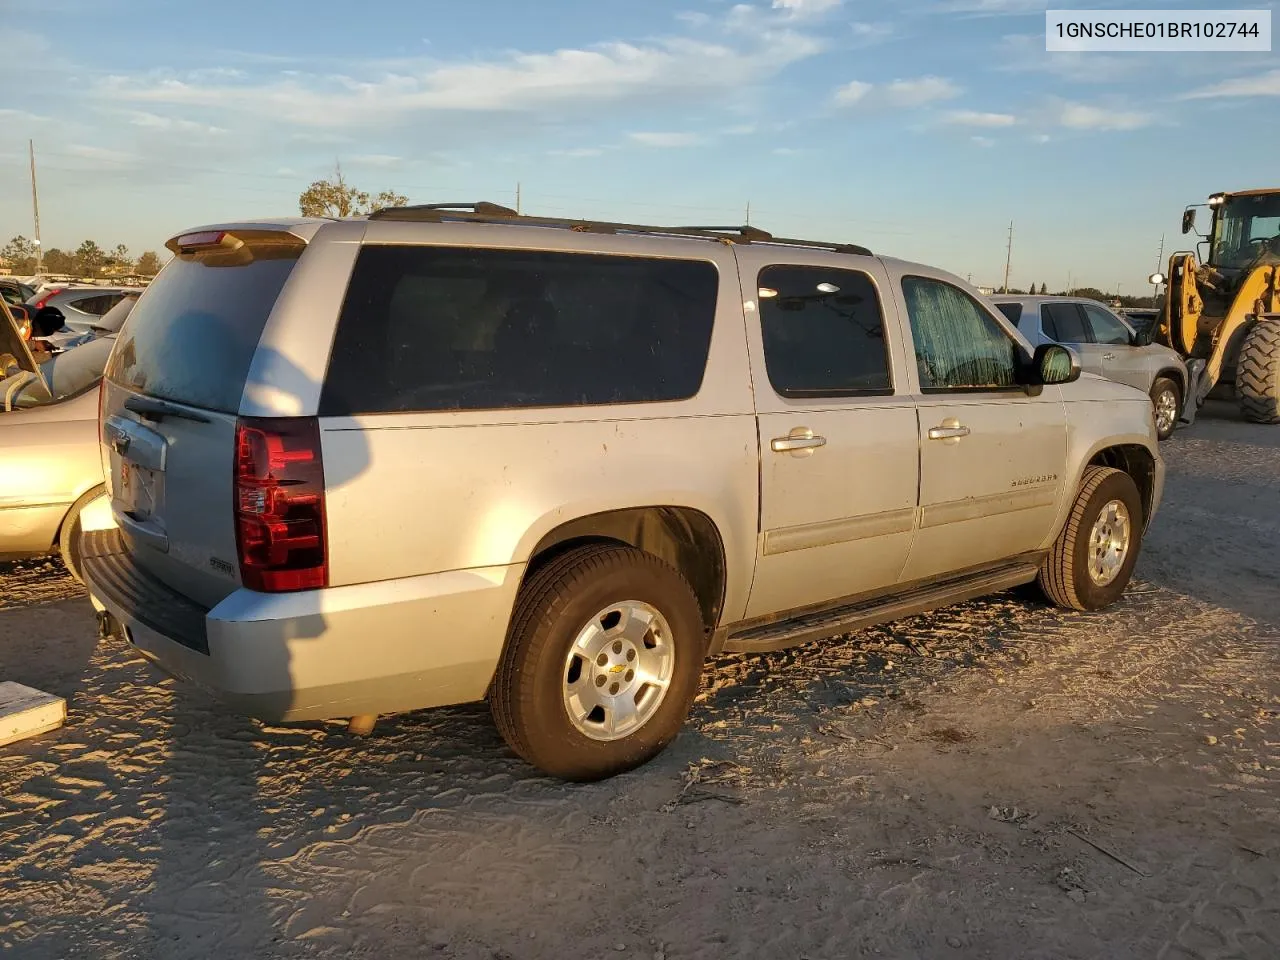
[977, 286, 996, 296]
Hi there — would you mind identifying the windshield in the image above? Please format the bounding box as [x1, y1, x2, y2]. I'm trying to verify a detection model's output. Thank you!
[1212, 193, 1280, 270]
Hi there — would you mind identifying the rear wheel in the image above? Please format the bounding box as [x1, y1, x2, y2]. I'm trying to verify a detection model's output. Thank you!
[1149, 376, 1181, 441]
[491, 544, 707, 781]
[1237, 318, 1280, 424]
[1037, 466, 1143, 611]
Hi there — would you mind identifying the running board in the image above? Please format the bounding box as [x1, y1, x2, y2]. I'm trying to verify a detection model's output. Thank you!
[721, 561, 1042, 654]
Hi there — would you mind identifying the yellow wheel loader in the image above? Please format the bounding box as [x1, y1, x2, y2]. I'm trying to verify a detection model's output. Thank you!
[1153, 189, 1280, 423]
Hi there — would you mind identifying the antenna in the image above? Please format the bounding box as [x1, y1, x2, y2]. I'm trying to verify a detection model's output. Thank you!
[1002, 221, 1013, 294]
[29, 140, 43, 275]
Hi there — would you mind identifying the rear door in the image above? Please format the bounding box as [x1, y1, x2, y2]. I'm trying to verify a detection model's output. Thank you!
[1080, 302, 1147, 391]
[100, 228, 312, 607]
[740, 256, 919, 619]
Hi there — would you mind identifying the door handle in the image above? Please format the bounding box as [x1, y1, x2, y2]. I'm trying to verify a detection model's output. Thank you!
[771, 427, 827, 455]
[927, 418, 971, 442]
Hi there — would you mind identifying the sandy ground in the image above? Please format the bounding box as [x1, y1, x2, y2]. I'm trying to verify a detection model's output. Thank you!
[1, 400, 1277, 960]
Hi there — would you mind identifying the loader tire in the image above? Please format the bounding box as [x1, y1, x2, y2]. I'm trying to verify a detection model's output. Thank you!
[1237, 318, 1280, 424]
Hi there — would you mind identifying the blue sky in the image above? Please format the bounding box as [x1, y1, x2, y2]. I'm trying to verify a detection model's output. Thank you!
[2, 0, 1278, 291]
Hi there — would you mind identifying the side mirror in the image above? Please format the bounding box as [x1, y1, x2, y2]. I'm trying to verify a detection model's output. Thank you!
[1181, 208, 1196, 235]
[1148, 272, 1165, 286]
[1034, 343, 1080, 385]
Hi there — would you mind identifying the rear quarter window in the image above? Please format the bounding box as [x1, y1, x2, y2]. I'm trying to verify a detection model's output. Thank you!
[318, 246, 719, 415]
[106, 256, 298, 413]
[994, 302, 1023, 324]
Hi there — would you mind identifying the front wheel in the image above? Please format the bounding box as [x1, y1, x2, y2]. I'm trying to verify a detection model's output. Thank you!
[1237, 318, 1280, 424]
[1150, 376, 1181, 441]
[1037, 466, 1143, 611]
[490, 544, 707, 781]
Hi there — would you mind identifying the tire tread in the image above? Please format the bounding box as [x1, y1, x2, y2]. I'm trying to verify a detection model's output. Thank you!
[1038, 466, 1123, 611]
[1237, 319, 1280, 424]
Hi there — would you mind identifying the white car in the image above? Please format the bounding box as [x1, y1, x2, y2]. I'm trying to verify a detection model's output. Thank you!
[990, 296, 1188, 440]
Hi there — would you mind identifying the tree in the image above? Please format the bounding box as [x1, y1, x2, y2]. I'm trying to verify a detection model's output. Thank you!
[42, 248, 76, 274]
[1028, 280, 1036, 297]
[135, 251, 163, 276]
[74, 240, 106, 277]
[1039, 282, 1048, 295]
[298, 165, 407, 218]
[2, 236, 38, 274]
[106, 243, 133, 273]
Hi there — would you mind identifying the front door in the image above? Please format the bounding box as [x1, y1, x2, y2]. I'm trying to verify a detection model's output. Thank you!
[896, 275, 1068, 583]
[742, 259, 920, 619]
[1081, 302, 1146, 391]
[1041, 301, 1110, 377]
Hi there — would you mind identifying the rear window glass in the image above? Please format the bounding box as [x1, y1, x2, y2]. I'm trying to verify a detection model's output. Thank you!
[994, 302, 1023, 324]
[318, 246, 719, 415]
[106, 256, 297, 413]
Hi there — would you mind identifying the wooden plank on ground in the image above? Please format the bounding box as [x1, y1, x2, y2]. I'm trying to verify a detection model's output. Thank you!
[0, 682, 66, 746]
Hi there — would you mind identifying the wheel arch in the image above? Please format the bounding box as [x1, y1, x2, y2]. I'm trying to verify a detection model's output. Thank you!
[524, 506, 729, 633]
[1085, 444, 1158, 529]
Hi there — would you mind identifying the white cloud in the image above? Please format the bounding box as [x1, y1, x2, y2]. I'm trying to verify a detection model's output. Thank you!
[1181, 69, 1280, 99]
[850, 22, 894, 42]
[772, 0, 843, 16]
[937, 0, 1047, 14]
[1032, 133, 1051, 143]
[1054, 101, 1153, 131]
[125, 110, 226, 135]
[884, 76, 962, 107]
[943, 109, 1017, 127]
[65, 144, 141, 164]
[347, 153, 403, 167]
[971, 135, 995, 147]
[628, 131, 703, 147]
[834, 75, 961, 108]
[834, 80, 873, 104]
[995, 33, 1135, 83]
[0, 108, 51, 123]
[549, 147, 607, 158]
[96, 29, 822, 129]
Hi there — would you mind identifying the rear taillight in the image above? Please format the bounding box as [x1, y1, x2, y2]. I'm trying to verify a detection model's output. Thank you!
[32, 288, 62, 311]
[233, 417, 328, 593]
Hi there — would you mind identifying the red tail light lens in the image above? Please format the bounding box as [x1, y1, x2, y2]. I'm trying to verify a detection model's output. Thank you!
[234, 417, 328, 592]
[32, 288, 62, 311]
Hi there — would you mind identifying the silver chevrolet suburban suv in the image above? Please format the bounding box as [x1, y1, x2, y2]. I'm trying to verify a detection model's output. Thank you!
[83, 205, 1164, 781]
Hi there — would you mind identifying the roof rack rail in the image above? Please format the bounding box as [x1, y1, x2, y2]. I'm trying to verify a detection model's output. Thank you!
[366, 202, 872, 256]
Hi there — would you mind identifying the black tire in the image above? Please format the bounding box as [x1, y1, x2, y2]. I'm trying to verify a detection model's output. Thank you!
[1037, 466, 1143, 612]
[57, 486, 107, 584]
[1237, 318, 1280, 424]
[491, 544, 707, 781]
[1149, 376, 1181, 441]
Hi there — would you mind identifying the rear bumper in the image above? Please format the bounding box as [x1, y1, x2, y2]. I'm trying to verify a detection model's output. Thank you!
[82, 530, 523, 722]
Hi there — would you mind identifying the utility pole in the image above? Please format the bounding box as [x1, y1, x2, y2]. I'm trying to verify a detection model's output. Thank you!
[29, 140, 43, 275]
[1001, 221, 1013, 294]
[745, 201, 751, 226]
[515, 182, 522, 215]
[1154, 233, 1166, 300]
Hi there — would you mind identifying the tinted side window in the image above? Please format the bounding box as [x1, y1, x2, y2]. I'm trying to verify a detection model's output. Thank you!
[70, 295, 112, 315]
[319, 247, 719, 415]
[901, 276, 1018, 391]
[994, 302, 1022, 324]
[1082, 304, 1131, 346]
[756, 265, 891, 397]
[1041, 303, 1090, 344]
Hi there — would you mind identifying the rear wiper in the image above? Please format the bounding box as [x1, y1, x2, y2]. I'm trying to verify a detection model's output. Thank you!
[125, 395, 211, 423]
